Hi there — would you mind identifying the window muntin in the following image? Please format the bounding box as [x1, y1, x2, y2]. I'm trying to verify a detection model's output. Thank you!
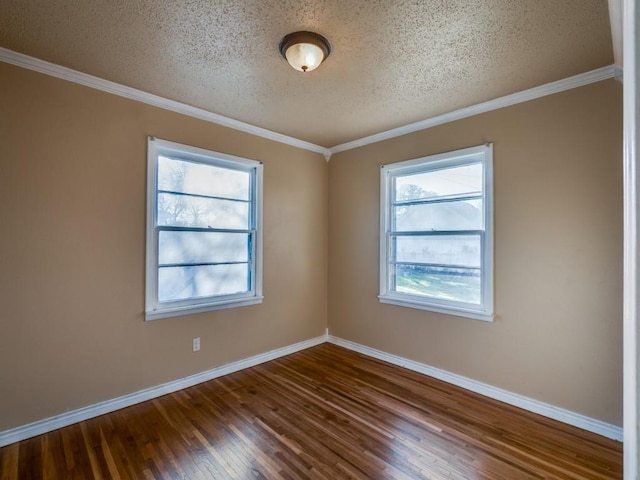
[146, 137, 263, 320]
[380, 144, 493, 321]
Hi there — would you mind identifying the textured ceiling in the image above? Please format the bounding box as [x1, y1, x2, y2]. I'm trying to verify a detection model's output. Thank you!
[0, 0, 613, 147]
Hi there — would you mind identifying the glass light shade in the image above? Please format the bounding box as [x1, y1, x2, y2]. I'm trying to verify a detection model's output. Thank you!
[279, 32, 331, 73]
[284, 43, 325, 72]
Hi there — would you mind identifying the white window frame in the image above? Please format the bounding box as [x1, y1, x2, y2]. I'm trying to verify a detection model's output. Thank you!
[145, 137, 263, 321]
[379, 144, 494, 322]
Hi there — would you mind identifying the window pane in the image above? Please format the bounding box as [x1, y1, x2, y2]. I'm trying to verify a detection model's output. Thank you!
[394, 235, 481, 268]
[395, 163, 482, 201]
[158, 156, 250, 200]
[159, 231, 249, 265]
[157, 192, 249, 229]
[394, 264, 481, 304]
[158, 264, 249, 302]
[394, 199, 482, 231]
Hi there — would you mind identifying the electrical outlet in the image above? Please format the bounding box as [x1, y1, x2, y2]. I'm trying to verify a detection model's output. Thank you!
[192, 337, 200, 352]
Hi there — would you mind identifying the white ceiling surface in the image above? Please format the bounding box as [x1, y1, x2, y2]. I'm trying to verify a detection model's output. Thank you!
[1, 1, 613, 148]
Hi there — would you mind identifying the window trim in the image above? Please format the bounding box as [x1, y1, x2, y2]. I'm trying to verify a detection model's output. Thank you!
[145, 137, 263, 321]
[379, 144, 494, 322]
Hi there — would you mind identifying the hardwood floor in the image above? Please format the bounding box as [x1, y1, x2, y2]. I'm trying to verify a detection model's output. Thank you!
[0, 343, 622, 479]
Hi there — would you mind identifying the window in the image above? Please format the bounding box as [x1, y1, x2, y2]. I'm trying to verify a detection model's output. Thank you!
[146, 137, 263, 320]
[379, 144, 493, 321]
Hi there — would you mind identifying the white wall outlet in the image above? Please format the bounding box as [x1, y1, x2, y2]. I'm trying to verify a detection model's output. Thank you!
[192, 337, 200, 352]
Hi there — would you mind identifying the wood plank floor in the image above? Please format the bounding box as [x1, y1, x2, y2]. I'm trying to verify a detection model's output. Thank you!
[0, 343, 622, 479]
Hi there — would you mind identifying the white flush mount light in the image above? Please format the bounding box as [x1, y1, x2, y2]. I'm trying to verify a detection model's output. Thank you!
[279, 31, 331, 72]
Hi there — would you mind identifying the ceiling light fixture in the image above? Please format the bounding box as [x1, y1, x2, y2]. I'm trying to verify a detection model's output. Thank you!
[279, 31, 331, 73]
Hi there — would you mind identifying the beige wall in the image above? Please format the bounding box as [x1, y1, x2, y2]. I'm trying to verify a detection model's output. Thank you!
[328, 80, 623, 425]
[0, 60, 624, 433]
[0, 63, 328, 431]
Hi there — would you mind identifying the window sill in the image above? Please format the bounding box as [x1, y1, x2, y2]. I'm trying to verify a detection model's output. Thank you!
[145, 296, 264, 321]
[378, 295, 493, 322]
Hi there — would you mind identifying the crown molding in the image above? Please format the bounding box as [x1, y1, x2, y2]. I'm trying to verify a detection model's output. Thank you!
[328, 65, 617, 155]
[0, 47, 614, 162]
[614, 64, 624, 83]
[0, 47, 331, 159]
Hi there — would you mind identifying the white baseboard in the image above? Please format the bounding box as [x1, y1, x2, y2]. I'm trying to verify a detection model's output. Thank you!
[328, 335, 623, 442]
[0, 334, 327, 447]
[1, 332, 622, 447]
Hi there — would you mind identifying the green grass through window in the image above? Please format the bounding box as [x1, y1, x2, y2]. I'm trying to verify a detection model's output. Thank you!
[395, 268, 480, 304]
